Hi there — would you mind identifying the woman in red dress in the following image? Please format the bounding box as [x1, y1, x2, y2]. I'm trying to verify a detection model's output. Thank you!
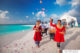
[33, 21, 42, 48]
[50, 18, 66, 53]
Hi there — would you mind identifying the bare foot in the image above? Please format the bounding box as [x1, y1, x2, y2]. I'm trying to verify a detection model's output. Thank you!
[59, 49, 62, 53]
[38, 45, 40, 48]
[36, 45, 40, 48]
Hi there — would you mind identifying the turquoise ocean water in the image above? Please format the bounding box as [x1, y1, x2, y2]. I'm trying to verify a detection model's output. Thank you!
[0, 24, 80, 36]
[70, 24, 80, 27]
[0, 25, 33, 36]
[78, 24, 80, 27]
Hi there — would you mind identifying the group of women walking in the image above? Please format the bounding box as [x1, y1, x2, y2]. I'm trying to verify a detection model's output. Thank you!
[33, 18, 66, 53]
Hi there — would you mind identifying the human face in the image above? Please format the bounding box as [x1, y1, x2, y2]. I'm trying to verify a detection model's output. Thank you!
[39, 21, 41, 24]
[57, 21, 61, 25]
[36, 22, 40, 25]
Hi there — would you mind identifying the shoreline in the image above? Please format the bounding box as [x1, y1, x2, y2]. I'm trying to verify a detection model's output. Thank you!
[23, 25, 34, 27]
[0, 25, 33, 36]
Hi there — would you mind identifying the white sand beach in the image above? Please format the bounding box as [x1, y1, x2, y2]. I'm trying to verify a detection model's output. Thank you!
[23, 25, 34, 27]
[0, 27, 80, 53]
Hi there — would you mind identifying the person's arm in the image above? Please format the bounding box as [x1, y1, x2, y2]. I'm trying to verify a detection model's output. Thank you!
[59, 32, 65, 35]
[59, 26, 66, 35]
[50, 22, 56, 27]
[40, 26, 42, 32]
[50, 18, 56, 27]
[33, 26, 37, 30]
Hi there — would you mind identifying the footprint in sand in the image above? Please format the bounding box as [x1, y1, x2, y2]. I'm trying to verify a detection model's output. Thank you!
[42, 48, 45, 51]
[14, 50, 18, 53]
[21, 47, 23, 50]
[14, 49, 20, 53]
[5, 46, 9, 48]
[14, 43, 18, 47]
[32, 50, 36, 53]
[4, 44, 10, 48]
[31, 46, 37, 53]
[23, 43, 26, 46]
[19, 43, 21, 45]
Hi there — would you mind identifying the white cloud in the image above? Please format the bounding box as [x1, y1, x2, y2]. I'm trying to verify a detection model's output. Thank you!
[36, 11, 46, 18]
[26, 16, 29, 18]
[60, 9, 80, 22]
[69, 0, 80, 7]
[50, 14, 60, 23]
[37, 17, 40, 20]
[0, 10, 9, 19]
[62, 0, 80, 17]
[59, 0, 80, 18]
[69, 0, 80, 17]
[44, 17, 50, 22]
[32, 12, 34, 15]
[0, 10, 2, 12]
[51, 14, 59, 18]
[55, 0, 68, 6]
[55, 0, 80, 7]
[66, 9, 80, 17]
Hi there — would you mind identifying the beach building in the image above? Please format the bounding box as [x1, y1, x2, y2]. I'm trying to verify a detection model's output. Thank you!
[60, 14, 78, 27]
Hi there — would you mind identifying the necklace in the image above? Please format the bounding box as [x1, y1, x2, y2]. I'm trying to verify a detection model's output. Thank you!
[57, 25, 63, 29]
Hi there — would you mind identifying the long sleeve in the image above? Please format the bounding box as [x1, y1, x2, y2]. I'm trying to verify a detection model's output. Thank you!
[62, 26, 65, 32]
[50, 22, 56, 27]
[39, 26, 42, 31]
[33, 25, 36, 30]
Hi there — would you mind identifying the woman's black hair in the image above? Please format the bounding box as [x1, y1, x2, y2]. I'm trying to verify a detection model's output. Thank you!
[36, 20, 40, 22]
[58, 20, 61, 23]
[52, 19, 53, 22]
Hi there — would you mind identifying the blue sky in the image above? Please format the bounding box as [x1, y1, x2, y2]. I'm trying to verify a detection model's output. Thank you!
[0, 0, 80, 24]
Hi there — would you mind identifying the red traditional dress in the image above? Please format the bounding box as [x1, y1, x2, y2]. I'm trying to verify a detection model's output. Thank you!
[33, 25, 42, 41]
[50, 22, 65, 42]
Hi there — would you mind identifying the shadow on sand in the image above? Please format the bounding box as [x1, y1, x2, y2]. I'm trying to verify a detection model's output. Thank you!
[40, 35, 50, 46]
[61, 31, 80, 50]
